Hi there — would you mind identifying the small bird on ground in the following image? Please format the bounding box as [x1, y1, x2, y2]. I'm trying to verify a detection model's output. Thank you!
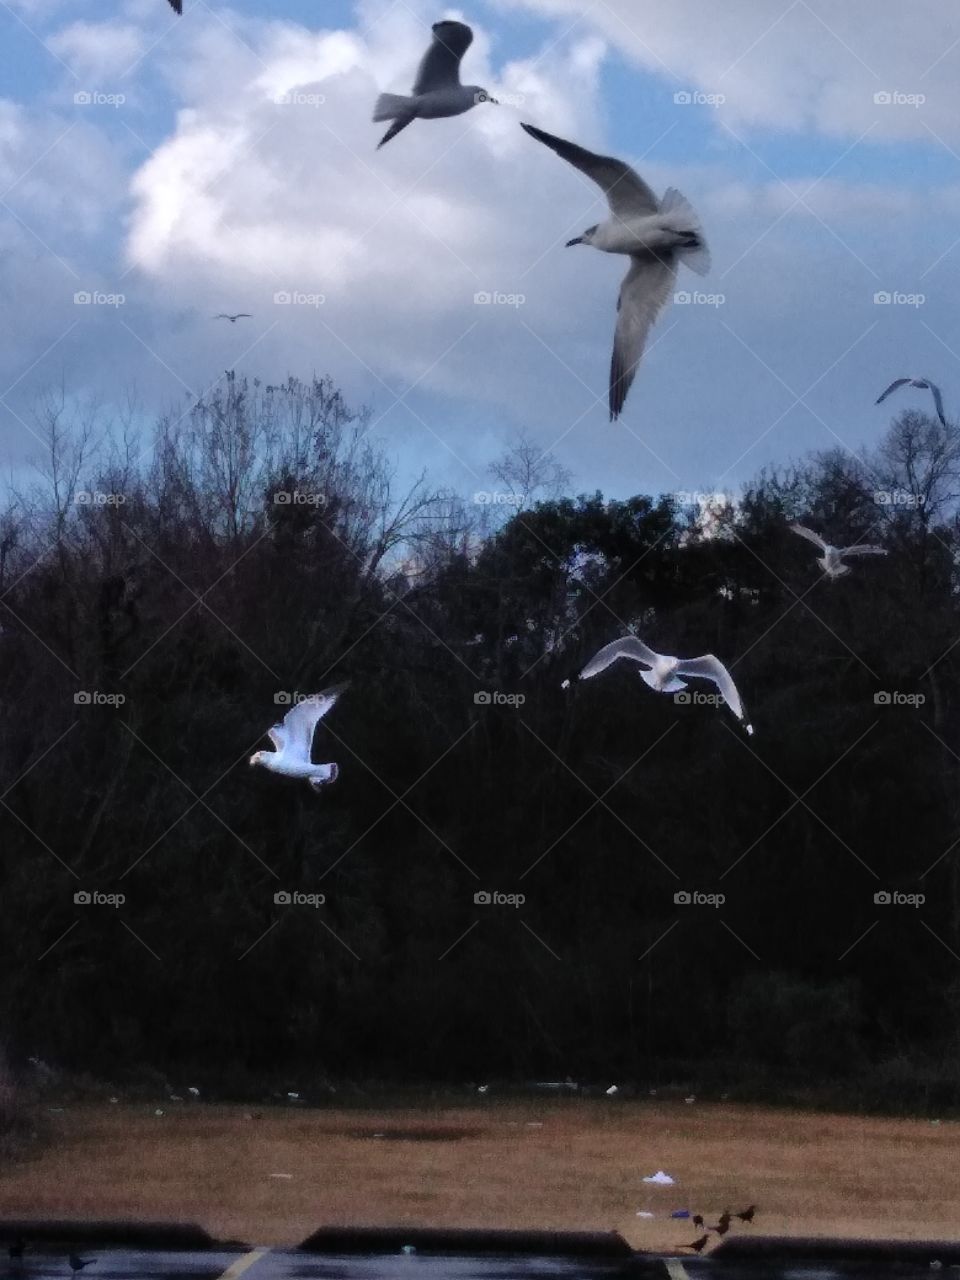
[69, 1258, 96, 1275]
[679, 1235, 709, 1253]
[373, 21, 498, 149]
[876, 377, 946, 427]
[713, 1210, 731, 1235]
[213, 314, 251, 323]
[735, 1205, 756, 1223]
[249, 685, 347, 790]
[520, 121, 709, 420]
[692, 1215, 704, 1228]
[789, 524, 887, 580]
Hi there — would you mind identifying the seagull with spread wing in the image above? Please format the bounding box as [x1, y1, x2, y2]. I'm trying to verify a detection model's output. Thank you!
[520, 122, 709, 421]
[249, 685, 347, 791]
[876, 377, 947, 427]
[373, 20, 498, 149]
[574, 636, 752, 733]
[214, 313, 252, 323]
[789, 524, 887, 580]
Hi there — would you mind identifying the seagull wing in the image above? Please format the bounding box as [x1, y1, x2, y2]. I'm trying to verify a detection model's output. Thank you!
[838, 543, 888, 558]
[789, 523, 828, 552]
[280, 683, 348, 762]
[875, 377, 911, 405]
[920, 378, 948, 426]
[580, 636, 660, 680]
[168, 0, 182, 11]
[520, 123, 659, 218]
[413, 20, 473, 94]
[675, 654, 749, 726]
[610, 254, 677, 420]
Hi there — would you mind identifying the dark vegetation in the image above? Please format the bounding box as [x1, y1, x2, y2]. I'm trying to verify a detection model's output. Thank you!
[2, 372, 959, 1111]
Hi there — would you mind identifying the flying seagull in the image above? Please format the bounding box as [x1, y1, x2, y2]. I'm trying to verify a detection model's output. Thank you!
[214, 313, 251, 323]
[373, 20, 498, 149]
[520, 122, 709, 420]
[167, 0, 182, 11]
[876, 377, 946, 427]
[679, 1236, 710, 1254]
[576, 636, 752, 733]
[249, 684, 347, 790]
[789, 524, 887, 580]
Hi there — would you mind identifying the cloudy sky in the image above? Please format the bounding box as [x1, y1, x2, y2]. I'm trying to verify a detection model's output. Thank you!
[1, 0, 959, 500]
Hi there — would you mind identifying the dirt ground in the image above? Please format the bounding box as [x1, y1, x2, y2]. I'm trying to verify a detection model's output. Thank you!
[0, 1098, 957, 1250]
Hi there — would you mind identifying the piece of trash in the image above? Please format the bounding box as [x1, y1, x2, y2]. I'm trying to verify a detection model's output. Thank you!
[671, 1210, 691, 1219]
[373, 1133, 385, 1139]
[154, 1109, 164, 1116]
[169, 1094, 183, 1101]
[269, 1173, 293, 1179]
[47, 1107, 64, 1113]
[606, 1085, 618, 1095]
[287, 1092, 300, 1100]
[477, 1085, 489, 1094]
[635, 1212, 655, 1219]
[648, 1089, 657, 1096]
[561, 679, 571, 690]
[642, 1171, 675, 1185]
[108, 1097, 119, 1104]
[188, 1087, 200, 1097]
[685, 1095, 696, 1104]
[525, 1122, 543, 1127]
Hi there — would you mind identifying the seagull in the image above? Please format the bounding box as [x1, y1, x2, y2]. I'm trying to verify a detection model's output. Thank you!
[876, 377, 947, 427]
[679, 1236, 710, 1254]
[735, 1205, 756, 1223]
[249, 685, 347, 790]
[789, 524, 887, 580]
[214, 313, 251, 323]
[69, 1258, 96, 1275]
[520, 122, 709, 420]
[373, 20, 498, 149]
[713, 1210, 732, 1235]
[167, 0, 182, 11]
[577, 636, 752, 733]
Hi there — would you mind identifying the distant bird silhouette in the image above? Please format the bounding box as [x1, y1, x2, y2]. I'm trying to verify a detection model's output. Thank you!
[876, 377, 947, 427]
[680, 1235, 709, 1253]
[167, 0, 182, 11]
[735, 1205, 756, 1223]
[69, 1257, 96, 1275]
[214, 314, 251, 323]
[692, 1214, 704, 1228]
[8, 1240, 26, 1261]
[713, 1210, 731, 1235]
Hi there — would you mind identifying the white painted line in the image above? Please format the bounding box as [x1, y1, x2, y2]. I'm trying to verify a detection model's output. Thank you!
[664, 1259, 691, 1280]
[214, 1249, 270, 1280]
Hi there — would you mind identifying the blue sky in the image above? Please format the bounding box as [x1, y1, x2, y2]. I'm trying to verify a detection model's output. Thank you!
[1, 0, 959, 502]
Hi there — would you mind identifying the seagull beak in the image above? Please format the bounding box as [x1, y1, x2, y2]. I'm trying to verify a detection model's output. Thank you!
[565, 236, 583, 247]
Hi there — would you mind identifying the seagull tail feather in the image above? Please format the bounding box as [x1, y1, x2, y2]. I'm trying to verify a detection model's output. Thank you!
[373, 93, 415, 122]
[661, 187, 711, 276]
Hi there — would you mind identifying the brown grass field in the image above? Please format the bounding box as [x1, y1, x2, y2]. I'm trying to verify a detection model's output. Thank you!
[0, 1098, 957, 1250]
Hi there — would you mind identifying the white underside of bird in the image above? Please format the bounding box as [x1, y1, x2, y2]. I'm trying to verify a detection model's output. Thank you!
[249, 684, 347, 790]
[789, 524, 887, 579]
[576, 636, 752, 733]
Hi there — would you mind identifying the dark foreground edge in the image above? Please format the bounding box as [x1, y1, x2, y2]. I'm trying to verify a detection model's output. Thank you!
[297, 1227, 634, 1257]
[0, 1222, 244, 1250]
[713, 1235, 960, 1265]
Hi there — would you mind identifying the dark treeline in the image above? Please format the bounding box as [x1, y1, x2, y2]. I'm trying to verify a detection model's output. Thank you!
[2, 372, 960, 1105]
